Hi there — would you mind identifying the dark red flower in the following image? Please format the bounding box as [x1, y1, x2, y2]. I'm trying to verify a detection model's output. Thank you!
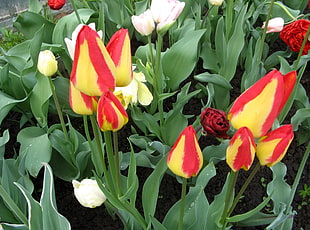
[48, 0, 66, 10]
[200, 107, 230, 139]
[280, 19, 310, 55]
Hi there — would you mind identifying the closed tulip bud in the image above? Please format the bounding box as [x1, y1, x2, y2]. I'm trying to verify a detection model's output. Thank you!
[37, 50, 58, 77]
[167, 125, 203, 178]
[72, 179, 106, 208]
[209, 0, 224, 6]
[48, 0, 66, 10]
[69, 81, 98, 115]
[257, 124, 294, 167]
[228, 70, 296, 138]
[70, 25, 116, 96]
[131, 10, 155, 36]
[107, 29, 132, 87]
[97, 91, 128, 132]
[262, 17, 284, 33]
[226, 127, 256, 172]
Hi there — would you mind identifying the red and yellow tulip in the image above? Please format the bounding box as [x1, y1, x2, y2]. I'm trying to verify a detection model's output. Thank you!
[167, 125, 203, 178]
[69, 81, 98, 115]
[227, 70, 296, 138]
[97, 91, 128, 132]
[256, 124, 294, 167]
[107, 29, 132, 87]
[70, 25, 116, 96]
[226, 127, 256, 172]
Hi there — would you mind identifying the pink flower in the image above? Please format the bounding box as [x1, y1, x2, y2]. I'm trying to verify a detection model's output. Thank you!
[262, 17, 284, 33]
[131, 9, 155, 36]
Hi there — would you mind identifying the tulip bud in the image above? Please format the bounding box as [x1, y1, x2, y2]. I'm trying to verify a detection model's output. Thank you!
[131, 10, 155, 36]
[256, 124, 294, 167]
[37, 50, 58, 77]
[72, 179, 106, 208]
[209, 0, 224, 6]
[69, 81, 98, 115]
[200, 107, 230, 138]
[228, 70, 296, 138]
[262, 17, 284, 33]
[97, 90, 128, 132]
[70, 25, 116, 96]
[48, 0, 66, 10]
[167, 125, 203, 178]
[107, 29, 133, 87]
[226, 127, 256, 172]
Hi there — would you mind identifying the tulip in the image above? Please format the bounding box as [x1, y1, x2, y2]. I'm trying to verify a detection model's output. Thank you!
[209, 0, 224, 6]
[150, 0, 185, 32]
[37, 50, 58, 77]
[262, 17, 284, 33]
[226, 127, 256, 172]
[97, 91, 128, 132]
[114, 71, 153, 109]
[48, 0, 66, 10]
[70, 25, 116, 96]
[69, 81, 98, 115]
[131, 9, 156, 36]
[167, 125, 203, 178]
[256, 124, 294, 167]
[228, 70, 296, 138]
[106, 29, 133, 87]
[72, 179, 106, 208]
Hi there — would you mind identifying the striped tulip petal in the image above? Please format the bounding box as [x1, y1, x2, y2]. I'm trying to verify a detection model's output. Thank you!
[97, 91, 128, 132]
[256, 124, 294, 167]
[70, 25, 116, 96]
[69, 81, 98, 115]
[226, 127, 256, 172]
[107, 29, 132, 87]
[228, 70, 296, 138]
[167, 125, 203, 178]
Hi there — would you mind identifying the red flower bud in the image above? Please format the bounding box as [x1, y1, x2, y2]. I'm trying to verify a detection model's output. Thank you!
[280, 19, 310, 55]
[48, 0, 66, 10]
[200, 107, 230, 138]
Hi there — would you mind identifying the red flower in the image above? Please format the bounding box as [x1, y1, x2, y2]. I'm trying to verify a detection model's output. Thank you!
[280, 19, 310, 55]
[200, 107, 230, 138]
[48, 0, 66, 10]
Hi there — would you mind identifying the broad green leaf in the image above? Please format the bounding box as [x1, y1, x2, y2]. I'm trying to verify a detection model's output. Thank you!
[237, 212, 277, 226]
[150, 216, 167, 230]
[17, 127, 51, 177]
[29, 0, 42, 13]
[30, 73, 52, 128]
[40, 164, 71, 229]
[1, 223, 28, 230]
[142, 155, 168, 223]
[0, 129, 10, 157]
[203, 140, 229, 165]
[194, 73, 232, 89]
[163, 29, 206, 90]
[14, 11, 55, 43]
[291, 108, 310, 131]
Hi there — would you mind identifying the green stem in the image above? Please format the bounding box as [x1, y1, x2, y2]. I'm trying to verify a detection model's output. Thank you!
[226, 162, 261, 218]
[103, 131, 118, 195]
[271, 2, 296, 20]
[69, 0, 82, 24]
[47, 76, 69, 141]
[148, 35, 154, 66]
[294, 25, 310, 70]
[258, 0, 275, 63]
[89, 115, 115, 194]
[0, 184, 28, 225]
[155, 33, 163, 95]
[225, 0, 234, 41]
[221, 171, 238, 229]
[178, 177, 187, 230]
[286, 140, 310, 213]
[113, 131, 122, 196]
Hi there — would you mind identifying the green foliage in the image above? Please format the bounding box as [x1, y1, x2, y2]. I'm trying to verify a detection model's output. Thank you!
[0, 28, 26, 52]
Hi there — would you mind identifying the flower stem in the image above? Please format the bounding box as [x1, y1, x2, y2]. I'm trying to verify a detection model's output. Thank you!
[221, 171, 238, 229]
[225, 0, 234, 41]
[226, 162, 261, 218]
[294, 25, 310, 70]
[69, 0, 82, 24]
[47, 76, 69, 141]
[113, 131, 122, 196]
[155, 33, 163, 95]
[148, 35, 154, 66]
[178, 177, 187, 230]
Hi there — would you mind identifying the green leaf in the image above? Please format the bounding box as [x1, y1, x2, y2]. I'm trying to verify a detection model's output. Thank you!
[237, 212, 277, 226]
[40, 164, 71, 229]
[17, 127, 51, 177]
[291, 108, 310, 131]
[29, 0, 42, 13]
[163, 29, 206, 90]
[203, 140, 229, 165]
[142, 155, 168, 224]
[194, 73, 232, 89]
[30, 73, 52, 128]
[0, 129, 10, 157]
